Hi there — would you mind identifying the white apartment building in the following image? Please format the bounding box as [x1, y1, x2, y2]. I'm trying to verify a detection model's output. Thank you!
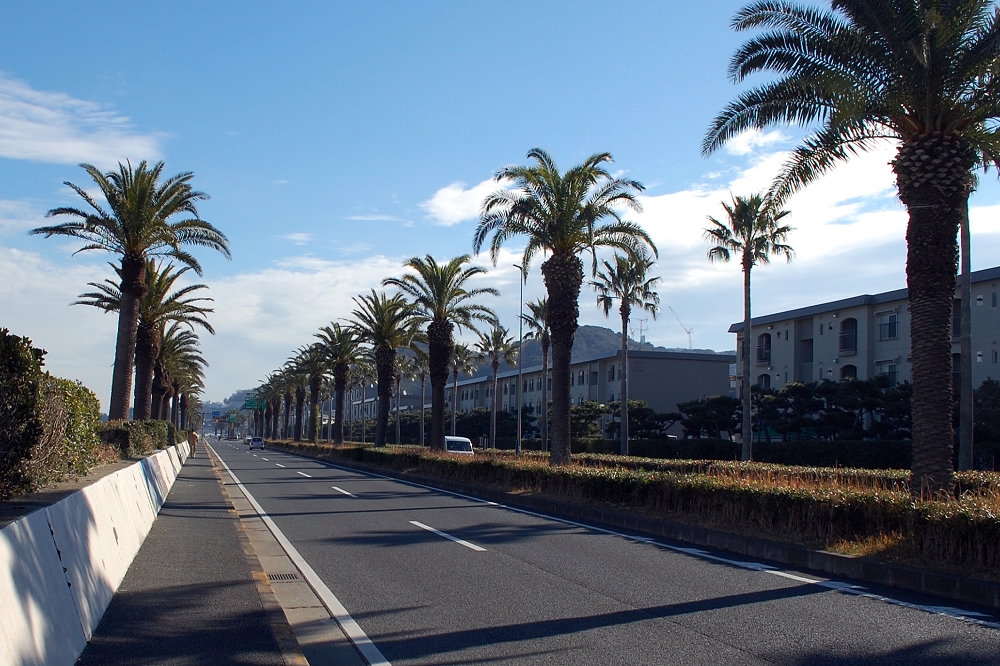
[729, 265, 1000, 390]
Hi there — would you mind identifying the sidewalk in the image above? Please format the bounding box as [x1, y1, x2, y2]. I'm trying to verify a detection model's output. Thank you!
[76, 449, 295, 666]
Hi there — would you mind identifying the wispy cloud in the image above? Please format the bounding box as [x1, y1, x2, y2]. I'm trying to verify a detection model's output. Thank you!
[282, 232, 313, 245]
[724, 129, 789, 156]
[0, 74, 160, 167]
[419, 177, 511, 226]
[273, 179, 289, 185]
[345, 214, 412, 224]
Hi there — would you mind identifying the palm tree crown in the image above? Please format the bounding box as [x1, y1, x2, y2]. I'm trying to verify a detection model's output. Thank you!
[314, 323, 361, 445]
[473, 325, 518, 450]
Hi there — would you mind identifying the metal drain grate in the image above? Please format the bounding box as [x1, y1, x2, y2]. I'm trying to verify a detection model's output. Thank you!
[268, 573, 300, 581]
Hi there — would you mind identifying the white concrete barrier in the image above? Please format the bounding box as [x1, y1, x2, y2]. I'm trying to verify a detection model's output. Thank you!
[0, 441, 190, 666]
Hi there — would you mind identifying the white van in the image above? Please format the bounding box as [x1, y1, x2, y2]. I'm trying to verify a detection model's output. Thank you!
[445, 436, 474, 455]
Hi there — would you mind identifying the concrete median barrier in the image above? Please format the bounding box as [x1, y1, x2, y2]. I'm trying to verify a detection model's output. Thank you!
[0, 441, 190, 666]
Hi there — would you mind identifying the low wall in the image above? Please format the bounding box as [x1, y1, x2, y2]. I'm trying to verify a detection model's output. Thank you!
[0, 442, 190, 666]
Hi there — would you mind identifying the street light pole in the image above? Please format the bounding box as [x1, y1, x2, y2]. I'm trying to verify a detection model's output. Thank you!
[514, 264, 525, 456]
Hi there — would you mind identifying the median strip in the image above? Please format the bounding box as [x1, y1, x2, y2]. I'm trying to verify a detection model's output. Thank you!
[409, 521, 486, 552]
[332, 486, 357, 498]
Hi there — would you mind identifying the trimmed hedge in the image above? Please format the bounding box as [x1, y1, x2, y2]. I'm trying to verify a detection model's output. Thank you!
[274, 441, 1000, 573]
[98, 419, 179, 457]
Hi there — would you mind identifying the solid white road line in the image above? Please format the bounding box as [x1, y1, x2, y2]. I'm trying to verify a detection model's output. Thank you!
[409, 520, 486, 552]
[332, 486, 357, 498]
[276, 463, 286, 468]
[209, 443, 391, 666]
[297, 471, 312, 478]
[286, 452, 1000, 631]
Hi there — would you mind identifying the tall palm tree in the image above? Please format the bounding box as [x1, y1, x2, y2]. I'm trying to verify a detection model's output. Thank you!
[31, 160, 230, 420]
[521, 298, 550, 451]
[281, 357, 310, 442]
[449, 344, 478, 436]
[473, 325, 519, 449]
[383, 255, 498, 451]
[350, 290, 420, 447]
[393, 355, 417, 444]
[158, 322, 207, 430]
[475, 148, 656, 465]
[74, 259, 215, 420]
[704, 193, 793, 461]
[315, 323, 360, 445]
[704, 1, 1000, 493]
[591, 250, 662, 455]
[352, 357, 377, 443]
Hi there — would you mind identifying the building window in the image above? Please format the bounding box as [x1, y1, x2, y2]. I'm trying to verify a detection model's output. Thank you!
[994, 292, 998, 308]
[785, 329, 789, 341]
[977, 351, 983, 363]
[756, 373, 771, 388]
[840, 364, 857, 380]
[578, 370, 586, 385]
[503, 383, 508, 395]
[839, 318, 857, 353]
[609, 393, 615, 402]
[993, 349, 998, 365]
[609, 365, 615, 381]
[528, 378, 534, 392]
[523, 380, 528, 393]
[547, 377, 551, 390]
[756, 333, 771, 364]
[875, 360, 898, 385]
[878, 312, 898, 341]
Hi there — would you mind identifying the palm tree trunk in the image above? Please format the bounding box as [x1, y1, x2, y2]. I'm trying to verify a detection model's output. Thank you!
[362, 381, 367, 443]
[170, 381, 181, 428]
[893, 133, 973, 496]
[420, 375, 426, 447]
[428, 320, 453, 451]
[283, 392, 292, 440]
[151, 360, 166, 420]
[395, 375, 402, 445]
[334, 368, 347, 445]
[109, 256, 147, 420]
[309, 376, 322, 443]
[180, 393, 188, 431]
[741, 257, 753, 461]
[540, 337, 549, 452]
[451, 369, 458, 436]
[294, 387, 305, 441]
[132, 324, 156, 420]
[490, 361, 499, 449]
[620, 304, 630, 456]
[959, 201, 973, 471]
[374, 345, 395, 447]
[542, 254, 583, 466]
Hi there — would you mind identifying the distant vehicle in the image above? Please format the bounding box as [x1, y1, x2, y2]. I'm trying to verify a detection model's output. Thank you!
[445, 436, 474, 455]
[249, 436, 264, 450]
[244, 436, 252, 446]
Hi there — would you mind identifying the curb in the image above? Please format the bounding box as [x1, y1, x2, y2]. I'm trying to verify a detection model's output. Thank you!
[274, 444, 1000, 613]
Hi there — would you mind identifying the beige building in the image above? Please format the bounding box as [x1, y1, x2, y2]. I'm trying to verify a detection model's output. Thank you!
[729, 266, 1000, 390]
[448, 349, 735, 436]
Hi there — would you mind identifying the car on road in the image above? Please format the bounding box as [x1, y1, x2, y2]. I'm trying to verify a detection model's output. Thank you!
[445, 436, 474, 455]
[249, 436, 264, 450]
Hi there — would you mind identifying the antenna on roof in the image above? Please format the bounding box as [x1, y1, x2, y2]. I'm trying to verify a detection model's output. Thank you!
[668, 307, 693, 349]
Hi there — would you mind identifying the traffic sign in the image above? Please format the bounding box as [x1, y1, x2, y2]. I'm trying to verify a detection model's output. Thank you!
[243, 397, 261, 410]
[212, 410, 220, 417]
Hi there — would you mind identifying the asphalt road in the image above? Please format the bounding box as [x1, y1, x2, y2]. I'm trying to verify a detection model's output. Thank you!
[211, 441, 1000, 666]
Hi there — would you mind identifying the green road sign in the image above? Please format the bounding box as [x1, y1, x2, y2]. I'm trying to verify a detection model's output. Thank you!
[228, 413, 238, 423]
[243, 398, 261, 409]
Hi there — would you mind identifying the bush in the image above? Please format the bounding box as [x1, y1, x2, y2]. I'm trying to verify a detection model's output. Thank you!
[0, 330, 45, 499]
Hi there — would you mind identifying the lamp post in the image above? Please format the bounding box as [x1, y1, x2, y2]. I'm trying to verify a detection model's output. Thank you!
[514, 264, 525, 456]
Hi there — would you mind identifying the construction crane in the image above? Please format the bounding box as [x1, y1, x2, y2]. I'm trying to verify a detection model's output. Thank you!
[668, 306, 693, 349]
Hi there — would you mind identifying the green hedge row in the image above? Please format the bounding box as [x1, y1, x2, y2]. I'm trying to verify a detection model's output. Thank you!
[98, 419, 183, 458]
[274, 441, 1000, 573]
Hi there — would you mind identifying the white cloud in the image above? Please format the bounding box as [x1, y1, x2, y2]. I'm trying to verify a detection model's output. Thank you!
[0, 74, 160, 167]
[345, 214, 413, 226]
[419, 177, 511, 226]
[724, 129, 789, 156]
[282, 232, 313, 245]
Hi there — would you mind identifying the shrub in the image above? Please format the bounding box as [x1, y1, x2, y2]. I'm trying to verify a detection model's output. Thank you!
[0, 330, 45, 499]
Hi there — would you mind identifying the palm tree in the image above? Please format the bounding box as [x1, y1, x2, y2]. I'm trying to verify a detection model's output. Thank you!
[352, 358, 377, 443]
[704, 1, 1000, 493]
[158, 323, 207, 430]
[473, 326, 518, 449]
[350, 290, 420, 447]
[475, 148, 655, 465]
[31, 160, 229, 420]
[74, 259, 215, 420]
[591, 250, 661, 455]
[281, 357, 310, 442]
[383, 255, 498, 451]
[704, 194, 792, 461]
[393, 355, 417, 444]
[521, 299, 550, 451]
[315, 323, 360, 445]
[449, 344, 478, 436]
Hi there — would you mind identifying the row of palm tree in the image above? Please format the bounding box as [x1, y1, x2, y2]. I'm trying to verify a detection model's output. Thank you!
[30, 160, 229, 429]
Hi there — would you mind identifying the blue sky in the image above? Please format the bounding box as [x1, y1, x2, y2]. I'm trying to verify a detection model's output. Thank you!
[3, 1, 1000, 408]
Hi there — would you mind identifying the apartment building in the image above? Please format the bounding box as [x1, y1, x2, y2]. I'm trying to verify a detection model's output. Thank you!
[447, 349, 735, 435]
[729, 265, 1000, 390]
